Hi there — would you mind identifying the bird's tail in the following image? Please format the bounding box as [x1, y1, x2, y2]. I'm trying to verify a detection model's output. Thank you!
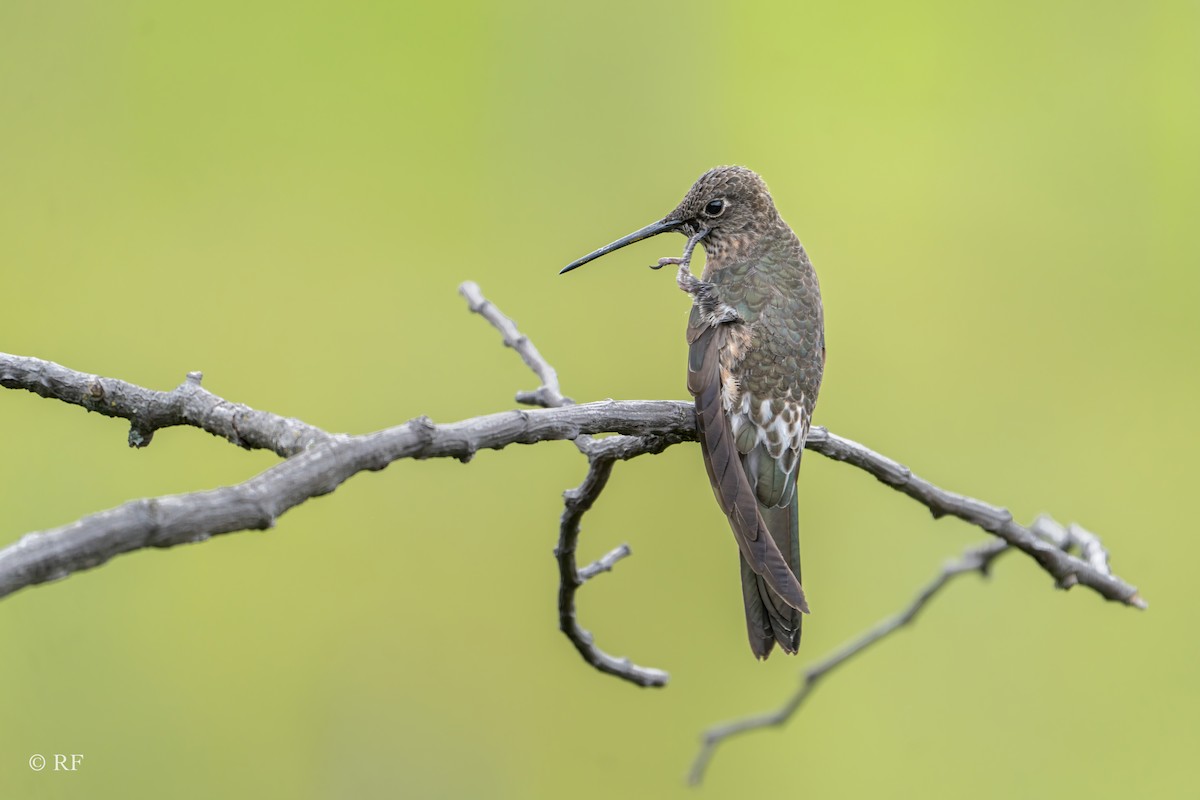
[741, 495, 802, 658]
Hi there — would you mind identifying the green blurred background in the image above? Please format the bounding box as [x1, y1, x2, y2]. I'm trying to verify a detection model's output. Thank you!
[1, 1, 1197, 797]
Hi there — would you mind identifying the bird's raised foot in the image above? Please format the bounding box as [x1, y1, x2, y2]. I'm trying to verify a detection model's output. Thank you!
[676, 264, 705, 294]
[677, 267, 743, 325]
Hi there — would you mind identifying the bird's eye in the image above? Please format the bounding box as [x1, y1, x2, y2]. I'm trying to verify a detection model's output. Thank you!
[703, 198, 727, 217]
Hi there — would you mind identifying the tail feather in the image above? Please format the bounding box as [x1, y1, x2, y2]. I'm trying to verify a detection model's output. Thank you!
[740, 555, 775, 659]
[741, 495, 802, 656]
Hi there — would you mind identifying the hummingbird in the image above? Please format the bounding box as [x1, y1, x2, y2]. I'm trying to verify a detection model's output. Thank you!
[560, 166, 825, 658]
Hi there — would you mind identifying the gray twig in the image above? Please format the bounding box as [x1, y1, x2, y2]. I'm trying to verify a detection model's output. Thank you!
[460, 280, 672, 687]
[0, 391, 693, 601]
[685, 508, 1133, 783]
[556, 456, 669, 687]
[688, 538, 1011, 784]
[459, 280, 570, 409]
[0, 358, 327, 454]
[803, 428, 1145, 609]
[578, 544, 633, 582]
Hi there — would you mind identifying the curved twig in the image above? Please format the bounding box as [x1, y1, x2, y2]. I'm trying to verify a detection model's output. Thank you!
[460, 280, 673, 686]
[686, 516, 1125, 782]
[688, 539, 1009, 784]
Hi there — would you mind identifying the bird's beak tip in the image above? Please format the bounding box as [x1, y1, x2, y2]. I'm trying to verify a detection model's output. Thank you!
[557, 217, 685, 277]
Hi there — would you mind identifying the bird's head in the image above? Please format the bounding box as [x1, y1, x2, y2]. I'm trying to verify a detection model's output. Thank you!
[666, 165, 780, 240]
[560, 165, 781, 275]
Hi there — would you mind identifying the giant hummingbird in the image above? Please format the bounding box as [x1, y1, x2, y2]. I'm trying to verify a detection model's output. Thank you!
[560, 166, 825, 659]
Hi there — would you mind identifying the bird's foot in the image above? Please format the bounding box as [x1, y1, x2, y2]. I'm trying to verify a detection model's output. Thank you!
[677, 268, 742, 325]
[676, 263, 705, 295]
[650, 255, 683, 271]
[654, 225, 710, 275]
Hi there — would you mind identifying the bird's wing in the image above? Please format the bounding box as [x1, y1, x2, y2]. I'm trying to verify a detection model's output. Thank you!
[686, 306, 809, 619]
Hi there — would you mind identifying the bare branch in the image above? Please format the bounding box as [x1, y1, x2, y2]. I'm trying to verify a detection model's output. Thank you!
[0, 343, 1142, 614]
[804, 428, 1145, 609]
[0, 283, 1144, 737]
[0, 397, 693, 601]
[557, 456, 669, 687]
[2, 368, 1138, 615]
[459, 281, 570, 408]
[578, 544, 632, 582]
[0, 355, 327, 455]
[1031, 514, 1112, 576]
[460, 280, 671, 686]
[685, 503, 1139, 783]
[688, 538, 1011, 785]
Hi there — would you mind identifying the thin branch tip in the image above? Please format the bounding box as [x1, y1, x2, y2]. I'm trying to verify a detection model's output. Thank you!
[578, 543, 632, 582]
[686, 524, 1130, 784]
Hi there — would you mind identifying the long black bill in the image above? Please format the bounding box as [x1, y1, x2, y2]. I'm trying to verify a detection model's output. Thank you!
[559, 218, 685, 274]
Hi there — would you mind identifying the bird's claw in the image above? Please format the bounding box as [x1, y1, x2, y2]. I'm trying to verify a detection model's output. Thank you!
[650, 256, 684, 271]
[652, 226, 710, 275]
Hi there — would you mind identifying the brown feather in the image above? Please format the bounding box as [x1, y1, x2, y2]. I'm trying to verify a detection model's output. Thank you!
[755, 499, 802, 653]
[740, 555, 775, 659]
[687, 313, 809, 624]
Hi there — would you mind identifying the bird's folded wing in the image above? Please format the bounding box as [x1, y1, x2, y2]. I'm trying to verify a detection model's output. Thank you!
[687, 309, 809, 613]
